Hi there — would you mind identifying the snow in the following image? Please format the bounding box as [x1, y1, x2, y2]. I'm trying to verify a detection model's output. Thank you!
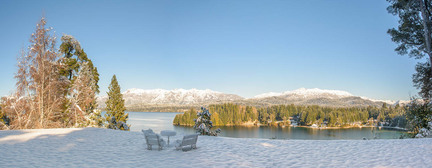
[287, 88, 353, 97]
[255, 88, 353, 99]
[416, 128, 430, 138]
[254, 92, 283, 99]
[360, 97, 396, 105]
[108, 88, 242, 105]
[254, 88, 410, 104]
[102, 87, 409, 106]
[123, 88, 222, 97]
[1, 127, 431, 167]
[415, 122, 432, 138]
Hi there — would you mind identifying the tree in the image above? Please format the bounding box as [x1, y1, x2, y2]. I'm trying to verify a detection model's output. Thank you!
[194, 107, 220, 136]
[105, 75, 129, 130]
[406, 100, 432, 136]
[67, 62, 101, 127]
[388, 0, 432, 98]
[387, 0, 432, 67]
[413, 61, 432, 99]
[0, 104, 7, 129]
[0, 17, 103, 130]
[58, 35, 101, 127]
[59, 35, 86, 80]
[387, 0, 432, 137]
[2, 17, 69, 129]
[59, 35, 100, 93]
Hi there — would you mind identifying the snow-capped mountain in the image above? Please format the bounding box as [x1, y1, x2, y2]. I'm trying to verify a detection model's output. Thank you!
[252, 88, 404, 107]
[98, 88, 244, 109]
[254, 92, 283, 99]
[254, 88, 353, 99]
[97, 87, 408, 111]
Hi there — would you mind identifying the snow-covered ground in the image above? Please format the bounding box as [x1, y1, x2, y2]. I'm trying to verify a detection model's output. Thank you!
[1, 127, 431, 167]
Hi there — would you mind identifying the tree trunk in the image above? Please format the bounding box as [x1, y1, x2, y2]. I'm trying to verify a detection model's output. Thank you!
[419, 0, 432, 72]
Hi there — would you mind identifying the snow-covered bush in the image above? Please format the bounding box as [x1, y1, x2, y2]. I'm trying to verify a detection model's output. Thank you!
[415, 122, 432, 138]
[107, 116, 130, 131]
[407, 99, 432, 138]
[194, 107, 221, 136]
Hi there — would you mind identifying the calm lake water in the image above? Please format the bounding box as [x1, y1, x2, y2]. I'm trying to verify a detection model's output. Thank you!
[126, 112, 406, 140]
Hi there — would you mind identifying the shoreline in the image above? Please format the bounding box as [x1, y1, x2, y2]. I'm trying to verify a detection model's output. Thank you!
[174, 123, 408, 131]
[299, 125, 408, 131]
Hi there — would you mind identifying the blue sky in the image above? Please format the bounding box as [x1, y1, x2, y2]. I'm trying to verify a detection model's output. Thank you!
[0, 0, 419, 100]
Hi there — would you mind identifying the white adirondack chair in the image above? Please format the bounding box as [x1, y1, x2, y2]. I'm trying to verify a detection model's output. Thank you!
[175, 134, 199, 151]
[142, 129, 166, 150]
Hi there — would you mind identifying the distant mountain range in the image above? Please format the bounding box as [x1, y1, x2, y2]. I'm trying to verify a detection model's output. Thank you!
[97, 88, 409, 112]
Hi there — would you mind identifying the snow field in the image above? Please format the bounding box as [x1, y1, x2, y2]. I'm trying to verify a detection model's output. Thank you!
[0, 127, 431, 167]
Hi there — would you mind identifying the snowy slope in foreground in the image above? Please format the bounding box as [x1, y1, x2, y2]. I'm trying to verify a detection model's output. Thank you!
[1, 128, 431, 167]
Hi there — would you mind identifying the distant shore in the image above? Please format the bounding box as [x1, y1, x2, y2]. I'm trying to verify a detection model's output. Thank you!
[175, 123, 409, 131]
[298, 125, 408, 131]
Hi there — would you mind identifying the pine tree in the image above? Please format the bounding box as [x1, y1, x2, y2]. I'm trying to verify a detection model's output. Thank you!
[59, 35, 100, 93]
[105, 75, 129, 130]
[194, 107, 220, 136]
[60, 35, 86, 80]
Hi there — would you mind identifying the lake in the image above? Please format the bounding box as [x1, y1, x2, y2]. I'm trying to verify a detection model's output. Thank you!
[126, 112, 407, 140]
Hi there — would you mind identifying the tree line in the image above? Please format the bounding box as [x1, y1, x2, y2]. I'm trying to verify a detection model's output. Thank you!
[173, 103, 408, 128]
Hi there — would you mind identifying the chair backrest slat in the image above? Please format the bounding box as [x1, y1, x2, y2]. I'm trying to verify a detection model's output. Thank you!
[146, 134, 160, 145]
[181, 134, 198, 146]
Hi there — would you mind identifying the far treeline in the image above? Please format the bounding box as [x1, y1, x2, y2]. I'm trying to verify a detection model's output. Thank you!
[173, 103, 407, 128]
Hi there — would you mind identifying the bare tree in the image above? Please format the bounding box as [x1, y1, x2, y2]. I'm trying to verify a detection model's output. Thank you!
[2, 17, 69, 129]
[67, 62, 98, 126]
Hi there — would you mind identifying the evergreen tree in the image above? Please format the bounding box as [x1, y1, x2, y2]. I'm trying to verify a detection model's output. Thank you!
[387, 0, 432, 66]
[105, 75, 129, 130]
[59, 35, 100, 93]
[194, 107, 220, 136]
[56, 35, 101, 127]
[406, 100, 432, 136]
[413, 61, 432, 99]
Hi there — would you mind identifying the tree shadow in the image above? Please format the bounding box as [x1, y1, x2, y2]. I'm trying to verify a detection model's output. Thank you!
[0, 128, 85, 145]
